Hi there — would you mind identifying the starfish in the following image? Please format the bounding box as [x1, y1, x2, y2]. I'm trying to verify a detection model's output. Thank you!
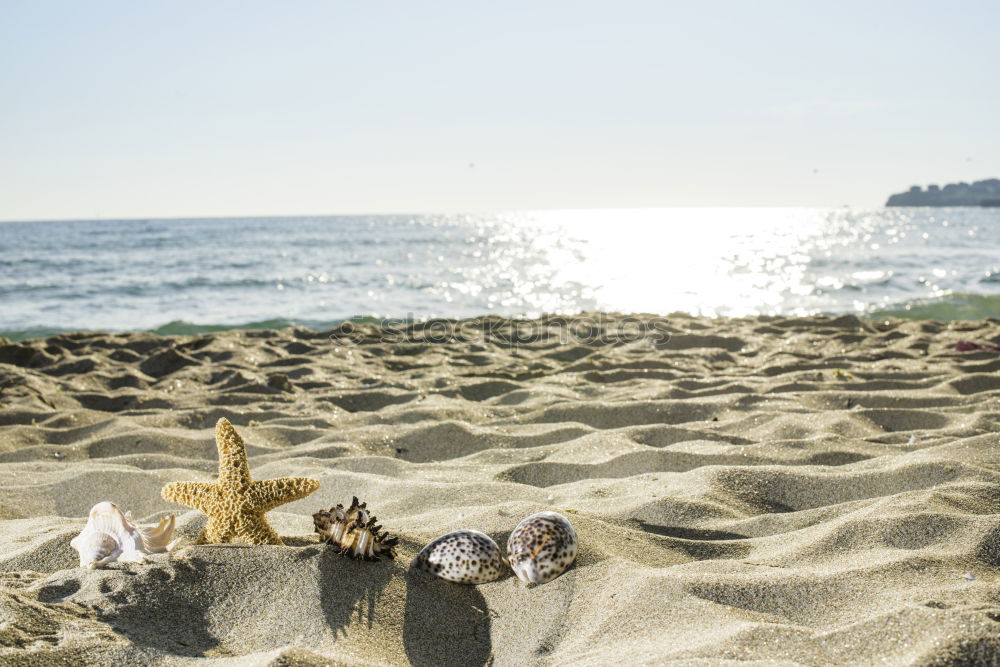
[161, 418, 319, 545]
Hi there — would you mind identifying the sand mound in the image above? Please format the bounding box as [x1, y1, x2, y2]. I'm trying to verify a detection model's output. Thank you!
[1, 314, 998, 665]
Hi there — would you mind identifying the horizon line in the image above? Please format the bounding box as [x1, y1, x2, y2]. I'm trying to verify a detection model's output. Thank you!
[0, 203, 888, 224]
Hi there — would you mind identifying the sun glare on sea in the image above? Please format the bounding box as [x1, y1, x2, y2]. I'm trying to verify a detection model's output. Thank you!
[508, 208, 829, 317]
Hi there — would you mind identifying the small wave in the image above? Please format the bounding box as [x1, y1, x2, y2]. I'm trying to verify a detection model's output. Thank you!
[869, 292, 1000, 320]
[0, 317, 392, 342]
[149, 319, 300, 336]
[149, 317, 393, 336]
[4, 297, 1000, 343]
[0, 326, 76, 342]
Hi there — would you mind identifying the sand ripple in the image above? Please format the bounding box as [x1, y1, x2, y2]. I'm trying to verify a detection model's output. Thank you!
[1, 314, 998, 665]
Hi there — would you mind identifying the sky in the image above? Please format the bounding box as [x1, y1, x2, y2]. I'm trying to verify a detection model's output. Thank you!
[2, 0, 999, 220]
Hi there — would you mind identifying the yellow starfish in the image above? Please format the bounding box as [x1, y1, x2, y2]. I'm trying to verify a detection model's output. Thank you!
[161, 418, 319, 545]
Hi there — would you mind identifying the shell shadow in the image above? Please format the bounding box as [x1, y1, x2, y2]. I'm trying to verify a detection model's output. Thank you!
[402, 567, 493, 667]
[314, 545, 394, 638]
[58, 559, 221, 657]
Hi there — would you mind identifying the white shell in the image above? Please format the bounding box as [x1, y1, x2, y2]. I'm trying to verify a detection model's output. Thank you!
[412, 530, 505, 584]
[507, 511, 577, 585]
[70, 501, 178, 569]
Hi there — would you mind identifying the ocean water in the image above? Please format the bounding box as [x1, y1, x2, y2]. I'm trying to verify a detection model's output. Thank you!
[1, 208, 999, 341]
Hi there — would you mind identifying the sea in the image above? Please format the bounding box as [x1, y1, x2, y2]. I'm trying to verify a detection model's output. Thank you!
[2, 208, 999, 341]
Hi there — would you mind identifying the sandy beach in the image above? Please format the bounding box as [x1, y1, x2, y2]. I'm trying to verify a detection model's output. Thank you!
[1, 313, 998, 665]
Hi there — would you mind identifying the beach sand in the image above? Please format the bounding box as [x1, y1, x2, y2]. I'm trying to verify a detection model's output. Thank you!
[1, 313, 998, 665]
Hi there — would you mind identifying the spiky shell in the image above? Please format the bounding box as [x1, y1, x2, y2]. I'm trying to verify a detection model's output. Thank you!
[70, 501, 177, 569]
[413, 530, 505, 584]
[313, 497, 398, 560]
[506, 511, 577, 585]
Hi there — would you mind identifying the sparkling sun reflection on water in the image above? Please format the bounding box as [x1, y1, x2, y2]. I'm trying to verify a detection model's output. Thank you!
[419, 207, 997, 320]
[2, 207, 999, 336]
[525, 208, 827, 316]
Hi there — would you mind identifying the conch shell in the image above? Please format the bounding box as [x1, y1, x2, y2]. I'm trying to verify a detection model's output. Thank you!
[70, 501, 178, 569]
[313, 497, 398, 560]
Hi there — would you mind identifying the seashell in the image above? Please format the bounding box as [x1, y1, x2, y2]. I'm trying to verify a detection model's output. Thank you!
[507, 511, 577, 585]
[70, 501, 177, 569]
[412, 530, 505, 584]
[313, 497, 398, 560]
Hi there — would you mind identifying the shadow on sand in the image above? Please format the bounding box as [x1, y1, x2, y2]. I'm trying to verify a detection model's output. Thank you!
[636, 521, 752, 560]
[312, 545, 394, 638]
[402, 567, 493, 666]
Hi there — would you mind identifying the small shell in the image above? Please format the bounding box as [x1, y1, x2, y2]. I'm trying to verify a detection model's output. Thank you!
[313, 497, 398, 560]
[140, 513, 177, 553]
[507, 511, 577, 585]
[70, 502, 177, 569]
[412, 530, 505, 584]
[73, 530, 122, 570]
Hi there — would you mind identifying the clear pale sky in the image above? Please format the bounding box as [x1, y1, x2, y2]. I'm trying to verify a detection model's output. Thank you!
[2, 0, 998, 220]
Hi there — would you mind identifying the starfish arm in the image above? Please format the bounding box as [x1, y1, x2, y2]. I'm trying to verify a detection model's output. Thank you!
[214, 418, 253, 487]
[201, 515, 239, 544]
[159, 421, 318, 546]
[238, 515, 284, 545]
[161, 482, 221, 514]
[249, 477, 320, 513]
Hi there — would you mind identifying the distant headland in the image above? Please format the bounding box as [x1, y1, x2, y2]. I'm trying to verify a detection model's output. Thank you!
[886, 178, 1000, 206]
